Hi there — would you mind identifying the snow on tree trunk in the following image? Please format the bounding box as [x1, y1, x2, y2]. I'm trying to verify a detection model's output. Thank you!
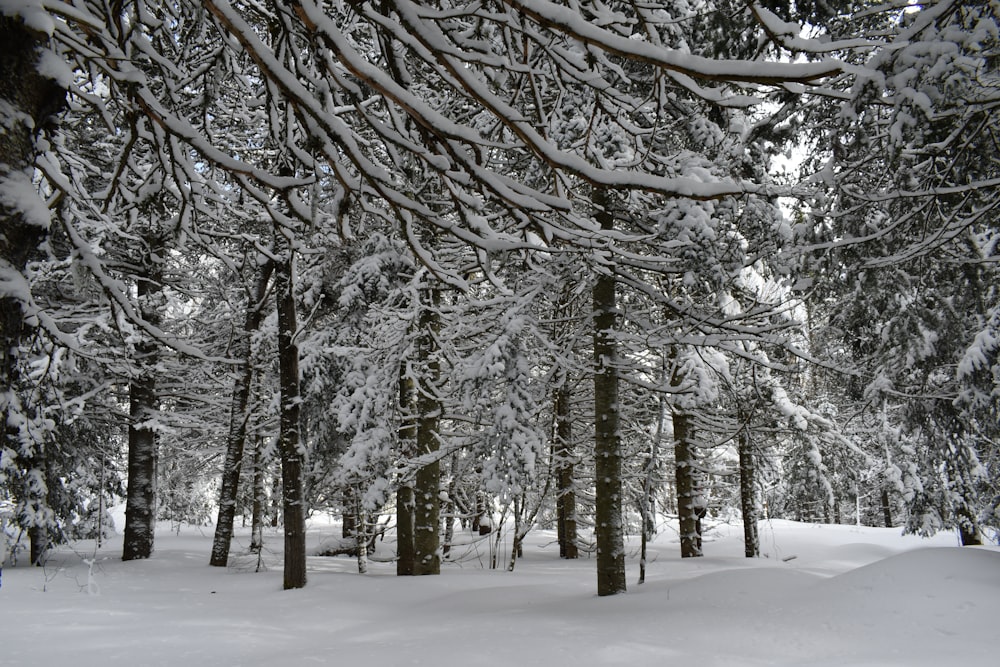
[413, 292, 442, 576]
[553, 383, 578, 559]
[275, 232, 306, 590]
[210, 259, 273, 567]
[592, 188, 626, 596]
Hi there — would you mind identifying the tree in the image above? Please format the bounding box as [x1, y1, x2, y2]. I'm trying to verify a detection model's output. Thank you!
[273, 208, 308, 589]
[411, 287, 443, 575]
[210, 258, 273, 567]
[592, 187, 626, 595]
[0, 1, 66, 566]
[804, 0, 1000, 543]
[121, 236, 164, 561]
[25, 0, 869, 595]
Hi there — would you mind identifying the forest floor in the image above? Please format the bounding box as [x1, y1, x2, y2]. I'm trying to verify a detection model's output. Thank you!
[1, 515, 997, 666]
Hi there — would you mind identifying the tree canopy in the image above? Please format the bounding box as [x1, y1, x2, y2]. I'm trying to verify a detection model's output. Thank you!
[1, 0, 997, 593]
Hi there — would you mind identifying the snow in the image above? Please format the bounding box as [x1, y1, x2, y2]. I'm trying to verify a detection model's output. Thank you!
[2, 518, 995, 666]
[0, 0, 55, 36]
[0, 169, 51, 230]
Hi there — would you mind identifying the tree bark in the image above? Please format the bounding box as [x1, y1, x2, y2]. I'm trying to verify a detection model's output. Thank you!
[122, 259, 162, 562]
[122, 367, 158, 560]
[880, 487, 893, 528]
[274, 232, 306, 589]
[737, 425, 759, 558]
[553, 384, 578, 559]
[957, 505, 983, 546]
[639, 374, 666, 584]
[674, 408, 703, 558]
[28, 525, 49, 566]
[592, 188, 626, 596]
[342, 486, 357, 541]
[250, 435, 265, 553]
[396, 361, 417, 576]
[412, 291, 442, 576]
[352, 485, 368, 574]
[210, 259, 273, 567]
[442, 455, 457, 558]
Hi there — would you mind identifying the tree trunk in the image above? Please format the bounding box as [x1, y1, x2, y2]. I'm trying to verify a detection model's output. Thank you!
[397, 361, 417, 576]
[508, 495, 527, 571]
[639, 375, 666, 584]
[210, 260, 273, 567]
[342, 486, 357, 541]
[28, 524, 48, 566]
[674, 408, 703, 558]
[957, 505, 983, 546]
[442, 456, 457, 558]
[353, 485, 368, 574]
[553, 384, 579, 559]
[274, 232, 306, 590]
[122, 269, 161, 562]
[881, 487, 893, 528]
[122, 364, 157, 560]
[592, 188, 626, 596]
[737, 425, 759, 558]
[270, 474, 281, 527]
[413, 292, 442, 576]
[250, 435, 265, 553]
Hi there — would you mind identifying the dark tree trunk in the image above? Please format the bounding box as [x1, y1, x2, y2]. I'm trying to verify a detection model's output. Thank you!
[396, 362, 417, 576]
[472, 492, 490, 534]
[396, 484, 416, 575]
[674, 408, 702, 558]
[211, 260, 273, 567]
[592, 188, 626, 596]
[275, 234, 306, 590]
[122, 370, 157, 560]
[342, 486, 357, 540]
[957, 505, 983, 546]
[122, 268, 162, 562]
[270, 474, 281, 527]
[28, 524, 48, 566]
[0, 15, 62, 283]
[881, 487, 893, 528]
[412, 454, 441, 575]
[738, 426, 759, 558]
[553, 384, 578, 559]
[413, 293, 442, 576]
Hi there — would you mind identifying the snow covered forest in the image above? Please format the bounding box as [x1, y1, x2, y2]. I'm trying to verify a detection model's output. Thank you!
[1, 0, 998, 601]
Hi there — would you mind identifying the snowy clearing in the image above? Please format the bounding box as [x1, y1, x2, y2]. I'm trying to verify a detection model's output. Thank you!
[1, 519, 996, 666]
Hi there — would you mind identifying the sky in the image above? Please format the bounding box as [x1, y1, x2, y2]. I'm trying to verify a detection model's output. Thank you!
[1, 515, 997, 667]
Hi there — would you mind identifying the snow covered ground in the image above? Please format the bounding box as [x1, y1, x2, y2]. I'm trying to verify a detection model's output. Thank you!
[2, 517, 997, 666]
